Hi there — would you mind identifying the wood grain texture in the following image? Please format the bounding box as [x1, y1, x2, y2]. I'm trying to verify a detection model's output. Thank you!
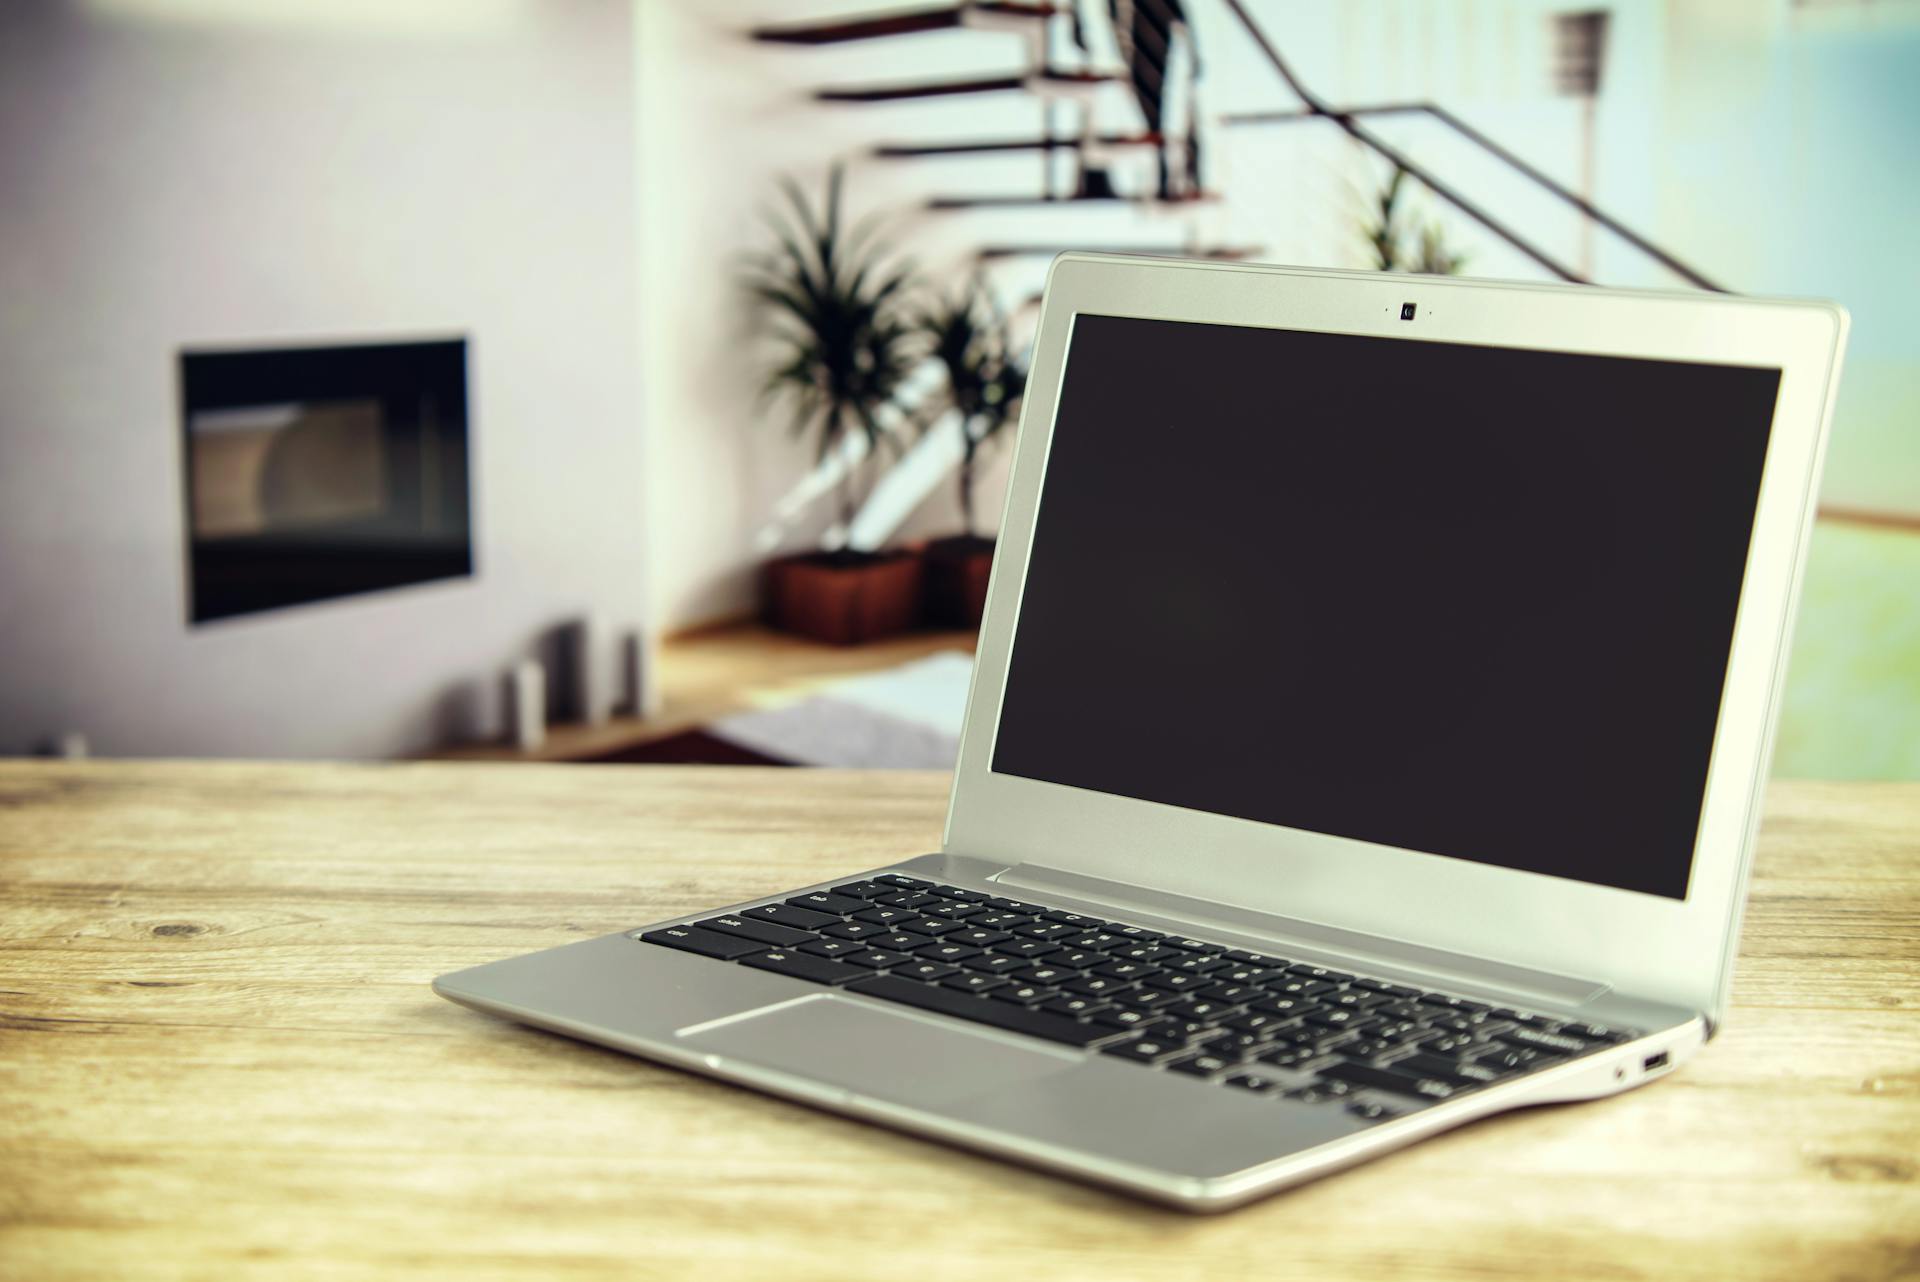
[0, 761, 1915, 1282]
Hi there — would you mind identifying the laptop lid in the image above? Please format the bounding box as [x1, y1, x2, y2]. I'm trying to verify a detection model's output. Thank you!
[945, 254, 1848, 1027]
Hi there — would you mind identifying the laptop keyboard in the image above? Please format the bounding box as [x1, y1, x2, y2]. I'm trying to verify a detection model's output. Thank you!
[638, 874, 1637, 1123]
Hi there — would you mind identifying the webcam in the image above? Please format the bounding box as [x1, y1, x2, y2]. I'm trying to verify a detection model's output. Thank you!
[1400, 303, 1417, 320]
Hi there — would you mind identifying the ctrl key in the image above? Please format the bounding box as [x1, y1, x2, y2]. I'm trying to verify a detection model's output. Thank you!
[639, 925, 767, 960]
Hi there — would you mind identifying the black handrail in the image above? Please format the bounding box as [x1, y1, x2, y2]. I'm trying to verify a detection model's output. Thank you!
[1217, 0, 1726, 292]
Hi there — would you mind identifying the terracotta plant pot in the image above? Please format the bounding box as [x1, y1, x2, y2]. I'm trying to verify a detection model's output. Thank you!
[763, 550, 926, 645]
[922, 534, 995, 628]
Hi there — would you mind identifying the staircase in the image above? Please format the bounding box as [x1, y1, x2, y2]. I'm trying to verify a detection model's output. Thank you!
[745, 0, 1728, 549]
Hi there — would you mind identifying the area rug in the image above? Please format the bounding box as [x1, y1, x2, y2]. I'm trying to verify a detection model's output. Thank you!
[593, 650, 973, 768]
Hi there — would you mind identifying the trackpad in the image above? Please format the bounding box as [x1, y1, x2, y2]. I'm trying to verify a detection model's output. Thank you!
[679, 994, 1080, 1106]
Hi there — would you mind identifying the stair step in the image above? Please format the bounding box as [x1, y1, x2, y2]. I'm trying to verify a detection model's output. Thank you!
[930, 191, 1221, 209]
[818, 69, 1118, 103]
[978, 244, 1261, 261]
[876, 132, 1162, 157]
[753, 1, 1057, 45]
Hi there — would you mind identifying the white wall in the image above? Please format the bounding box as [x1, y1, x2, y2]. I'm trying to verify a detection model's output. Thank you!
[0, 0, 643, 758]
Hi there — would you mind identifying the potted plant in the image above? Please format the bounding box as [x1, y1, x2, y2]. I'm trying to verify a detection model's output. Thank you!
[918, 278, 1026, 627]
[745, 166, 924, 645]
[1360, 164, 1469, 275]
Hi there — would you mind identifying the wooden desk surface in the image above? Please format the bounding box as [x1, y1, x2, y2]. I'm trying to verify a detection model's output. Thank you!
[2, 762, 1916, 1281]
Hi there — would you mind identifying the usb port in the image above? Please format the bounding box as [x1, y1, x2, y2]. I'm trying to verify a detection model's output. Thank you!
[1643, 1051, 1670, 1071]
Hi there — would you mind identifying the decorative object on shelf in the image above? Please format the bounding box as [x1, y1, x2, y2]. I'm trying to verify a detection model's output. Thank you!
[545, 616, 608, 726]
[918, 277, 1025, 627]
[745, 164, 926, 645]
[618, 627, 660, 719]
[507, 659, 546, 752]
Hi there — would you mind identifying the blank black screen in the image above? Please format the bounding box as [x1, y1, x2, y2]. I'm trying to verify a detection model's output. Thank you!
[991, 314, 1780, 900]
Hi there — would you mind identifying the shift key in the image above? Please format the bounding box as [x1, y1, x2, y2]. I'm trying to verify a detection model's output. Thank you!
[699, 914, 815, 946]
[640, 925, 768, 960]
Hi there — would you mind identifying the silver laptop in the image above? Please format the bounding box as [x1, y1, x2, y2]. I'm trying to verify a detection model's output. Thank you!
[435, 254, 1848, 1211]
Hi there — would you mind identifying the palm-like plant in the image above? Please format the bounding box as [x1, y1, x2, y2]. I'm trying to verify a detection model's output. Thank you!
[919, 279, 1026, 538]
[745, 165, 918, 539]
[1360, 164, 1468, 276]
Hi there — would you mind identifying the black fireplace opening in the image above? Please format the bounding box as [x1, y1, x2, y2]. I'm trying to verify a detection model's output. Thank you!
[180, 339, 473, 624]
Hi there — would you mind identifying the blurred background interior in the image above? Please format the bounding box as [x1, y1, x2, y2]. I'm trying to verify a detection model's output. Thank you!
[0, 0, 1913, 778]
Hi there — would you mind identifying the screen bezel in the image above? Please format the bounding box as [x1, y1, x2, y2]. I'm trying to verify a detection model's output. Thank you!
[944, 254, 1847, 1025]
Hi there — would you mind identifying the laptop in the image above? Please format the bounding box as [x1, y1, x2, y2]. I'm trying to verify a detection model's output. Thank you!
[434, 254, 1849, 1210]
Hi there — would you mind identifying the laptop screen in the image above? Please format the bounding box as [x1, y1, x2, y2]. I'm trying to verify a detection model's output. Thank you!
[991, 312, 1781, 900]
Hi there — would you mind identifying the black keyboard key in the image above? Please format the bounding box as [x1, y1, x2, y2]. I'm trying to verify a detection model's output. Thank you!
[924, 901, 985, 920]
[897, 960, 960, 982]
[1167, 997, 1239, 1021]
[995, 939, 1061, 960]
[1153, 972, 1213, 992]
[1562, 1022, 1630, 1043]
[1223, 1072, 1281, 1093]
[872, 931, 924, 952]
[1354, 978, 1420, 998]
[786, 891, 866, 915]
[971, 912, 1032, 930]
[1249, 994, 1317, 1018]
[1166, 937, 1218, 953]
[1065, 931, 1125, 950]
[641, 925, 768, 960]
[900, 917, 965, 937]
[1014, 963, 1077, 985]
[1095, 959, 1162, 981]
[948, 927, 1012, 947]
[1218, 965, 1282, 985]
[877, 892, 941, 910]
[832, 881, 892, 899]
[1397, 1052, 1508, 1086]
[1270, 977, 1337, 998]
[842, 948, 912, 969]
[1328, 990, 1388, 1010]
[1042, 911, 1105, 928]
[1167, 953, 1235, 975]
[743, 902, 839, 930]
[1197, 982, 1260, 1004]
[847, 975, 1113, 1047]
[963, 954, 1027, 975]
[1091, 1007, 1165, 1031]
[800, 938, 865, 958]
[1305, 1009, 1380, 1032]
[1117, 987, 1178, 1008]
[985, 897, 1046, 913]
[1317, 1060, 1457, 1101]
[1347, 1100, 1398, 1121]
[697, 915, 815, 947]
[1224, 950, 1288, 966]
[852, 906, 919, 927]
[1040, 995, 1106, 1018]
[873, 874, 934, 889]
[914, 941, 983, 964]
[1286, 963, 1353, 982]
[1497, 1026, 1595, 1055]
[1113, 943, 1182, 963]
[1064, 975, 1134, 997]
[933, 886, 988, 903]
[818, 920, 889, 942]
[1166, 1051, 1234, 1077]
[1471, 1046, 1548, 1071]
[1052, 949, 1107, 969]
[992, 982, 1059, 1005]
[942, 972, 1007, 995]
[1016, 922, 1082, 941]
[1257, 1046, 1314, 1069]
[740, 948, 863, 985]
[1111, 925, 1166, 942]
[1104, 1037, 1180, 1063]
[1226, 1010, 1290, 1034]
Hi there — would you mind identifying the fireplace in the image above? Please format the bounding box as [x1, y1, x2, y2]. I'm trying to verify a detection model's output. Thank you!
[180, 339, 472, 623]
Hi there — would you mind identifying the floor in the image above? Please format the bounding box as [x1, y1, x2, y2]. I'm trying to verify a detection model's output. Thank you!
[426, 622, 978, 763]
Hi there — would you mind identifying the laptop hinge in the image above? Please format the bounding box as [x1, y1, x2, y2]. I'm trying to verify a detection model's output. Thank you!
[991, 861, 1611, 1011]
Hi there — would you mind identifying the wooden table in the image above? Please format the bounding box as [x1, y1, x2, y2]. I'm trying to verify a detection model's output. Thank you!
[2, 762, 1915, 1281]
